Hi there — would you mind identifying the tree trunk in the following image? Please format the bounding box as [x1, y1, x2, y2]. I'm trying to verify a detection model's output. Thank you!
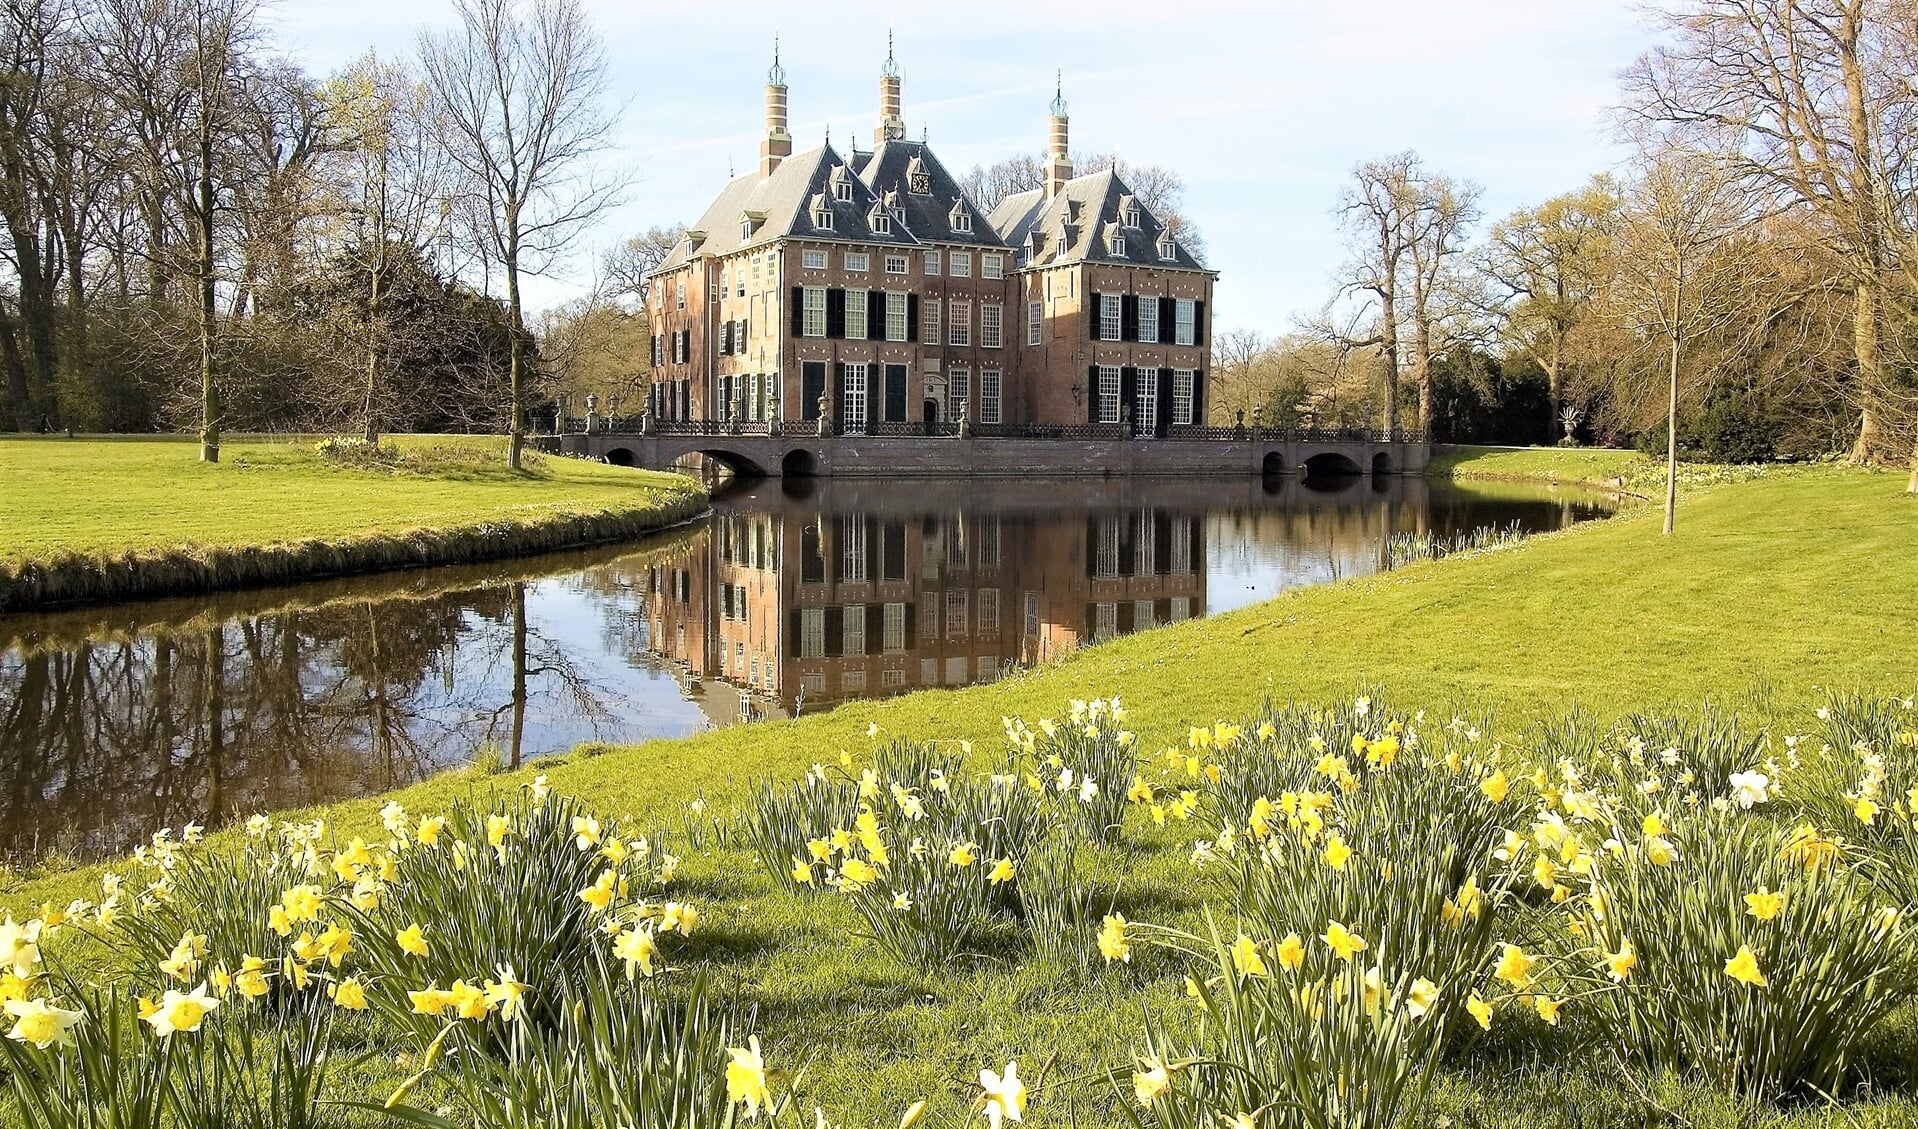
[1378, 289, 1399, 436]
[1847, 282, 1883, 464]
[198, 139, 220, 464]
[1665, 328, 1679, 536]
[364, 251, 381, 443]
[509, 582, 527, 769]
[506, 255, 525, 470]
[1907, 438, 1917, 495]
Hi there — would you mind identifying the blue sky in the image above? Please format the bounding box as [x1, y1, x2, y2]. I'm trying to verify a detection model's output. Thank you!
[269, 0, 1655, 334]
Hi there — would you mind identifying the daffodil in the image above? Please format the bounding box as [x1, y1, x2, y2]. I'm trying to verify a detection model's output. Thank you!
[1098, 914, 1131, 963]
[987, 858, 1017, 884]
[791, 858, 816, 886]
[614, 926, 659, 980]
[727, 1035, 772, 1120]
[1132, 1057, 1171, 1106]
[1481, 770, 1510, 803]
[1495, 944, 1538, 989]
[1466, 993, 1494, 1030]
[949, 842, 978, 868]
[395, 923, 429, 957]
[143, 983, 220, 1037]
[329, 977, 368, 1011]
[1533, 995, 1565, 1026]
[1405, 977, 1439, 1019]
[1745, 887, 1785, 921]
[0, 918, 41, 979]
[1321, 920, 1367, 962]
[1230, 933, 1268, 977]
[980, 1060, 1027, 1129]
[483, 966, 529, 1021]
[4, 997, 83, 1048]
[1275, 932, 1306, 971]
[1724, 944, 1768, 987]
[1322, 833, 1352, 871]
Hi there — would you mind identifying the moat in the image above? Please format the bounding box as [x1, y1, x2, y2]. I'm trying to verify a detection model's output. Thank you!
[0, 474, 1613, 862]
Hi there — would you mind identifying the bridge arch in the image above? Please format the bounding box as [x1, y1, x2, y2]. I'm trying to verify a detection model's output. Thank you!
[603, 446, 637, 467]
[684, 448, 769, 478]
[1371, 451, 1394, 476]
[780, 448, 818, 478]
[1261, 451, 1286, 475]
[1302, 451, 1363, 478]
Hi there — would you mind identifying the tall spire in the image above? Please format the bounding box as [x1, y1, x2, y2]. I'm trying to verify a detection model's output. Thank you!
[759, 36, 791, 178]
[875, 29, 905, 143]
[1045, 68, 1073, 199]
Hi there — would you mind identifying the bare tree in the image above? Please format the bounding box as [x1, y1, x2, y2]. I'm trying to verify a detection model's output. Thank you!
[1611, 150, 1762, 533]
[419, 0, 622, 469]
[600, 223, 684, 310]
[1333, 152, 1425, 433]
[1403, 170, 1483, 433]
[1622, 0, 1917, 474]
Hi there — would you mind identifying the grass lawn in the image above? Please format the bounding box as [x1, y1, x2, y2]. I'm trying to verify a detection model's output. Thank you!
[1427, 444, 1649, 487]
[6, 452, 1916, 1127]
[0, 434, 698, 562]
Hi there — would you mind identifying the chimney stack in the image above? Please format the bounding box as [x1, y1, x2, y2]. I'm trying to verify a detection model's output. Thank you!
[875, 31, 905, 143]
[759, 37, 792, 178]
[1044, 71, 1072, 199]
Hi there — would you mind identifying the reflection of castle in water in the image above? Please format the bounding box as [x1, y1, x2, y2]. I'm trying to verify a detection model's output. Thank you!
[643, 481, 1213, 716]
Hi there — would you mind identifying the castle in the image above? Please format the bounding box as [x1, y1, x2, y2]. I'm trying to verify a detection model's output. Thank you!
[644, 39, 1216, 434]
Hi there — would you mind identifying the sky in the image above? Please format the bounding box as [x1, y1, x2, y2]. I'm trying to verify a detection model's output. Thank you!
[266, 0, 1658, 335]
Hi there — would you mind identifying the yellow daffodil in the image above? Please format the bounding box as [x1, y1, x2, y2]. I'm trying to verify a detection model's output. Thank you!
[1724, 944, 1768, 987]
[329, 977, 368, 1011]
[1405, 977, 1439, 1019]
[1745, 887, 1785, 921]
[1534, 995, 1565, 1026]
[949, 842, 978, 868]
[1322, 833, 1352, 871]
[987, 858, 1017, 884]
[395, 924, 429, 957]
[1275, 932, 1307, 971]
[1225, 932, 1267, 977]
[408, 986, 453, 1017]
[727, 1035, 771, 1120]
[1098, 914, 1131, 963]
[1321, 920, 1367, 962]
[790, 858, 815, 886]
[1495, 944, 1538, 989]
[1467, 993, 1494, 1030]
[483, 967, 529, 1021]
[614, 926, 659, 980]
[661, 902, 700, 936]
[1132, 1057, 1171, 1106]
[415, 816, 446, 846]
[1481, 770, 1510, 803]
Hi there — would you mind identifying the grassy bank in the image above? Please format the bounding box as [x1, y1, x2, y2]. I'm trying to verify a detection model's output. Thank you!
[0, 435, 705, 611]
[1427, 444, 1649, 487]
[6, 459, 1915, 1127]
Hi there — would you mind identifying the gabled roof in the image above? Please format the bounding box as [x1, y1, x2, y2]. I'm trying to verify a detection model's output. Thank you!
[651, 143, 918, 276]
[987, 167, 1209, 272]
[856, 139, 1007, 248]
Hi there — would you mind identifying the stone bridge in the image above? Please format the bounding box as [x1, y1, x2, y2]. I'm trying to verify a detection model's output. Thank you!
[536, 423, 1429, 479]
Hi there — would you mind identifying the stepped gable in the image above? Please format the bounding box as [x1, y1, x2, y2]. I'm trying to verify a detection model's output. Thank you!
[989, 167, 1207, 272]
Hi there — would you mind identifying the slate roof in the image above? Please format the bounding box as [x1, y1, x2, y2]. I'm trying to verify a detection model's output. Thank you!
[855, 139, 1006, 248]
[988, 167, 1209, 273]
[651, 143, 919, 276]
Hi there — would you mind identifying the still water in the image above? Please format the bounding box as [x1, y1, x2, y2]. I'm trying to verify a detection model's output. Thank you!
[0, 475, 1612, 862]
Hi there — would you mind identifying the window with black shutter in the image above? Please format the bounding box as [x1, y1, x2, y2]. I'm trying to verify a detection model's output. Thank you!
[1087, 293, 1099, 340]
[1159, 297, 1176, 342]
[906, 293, 920, 341]
[884, 364, 907, 422]
[867, 290, 885, 340]
[801, 361, 826, 419]
[790, 287, 803, 336]
[1087, 366, 1098, 424]
[1191, 369, 1205, 425]
[826, 289, 846, 339]
[834, 362, 847, 423]
[1193, 300, 1206, 342]
[1156, 368, 1173, 437]
[1121, 296, 1138, 342]
[720, 321, 732, 355]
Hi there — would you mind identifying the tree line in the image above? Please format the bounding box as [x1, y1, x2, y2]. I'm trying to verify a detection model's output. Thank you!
[0, 0, 618, 466]
[1210, 1, 1917, 492]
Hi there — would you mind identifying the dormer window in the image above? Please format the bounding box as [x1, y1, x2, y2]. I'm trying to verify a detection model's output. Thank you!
[739, 217, 752, 239]
[1120, 195, 1141, 228]
[870, 203, 892, 235]
[1107, 227, 1126, 257]
[1027, 232, 1045, 258]
[810, 193, 835, 231]
[1158, 236, 1178, 261]
[830, 166, 853, 202]
[949, 201, 972, 233]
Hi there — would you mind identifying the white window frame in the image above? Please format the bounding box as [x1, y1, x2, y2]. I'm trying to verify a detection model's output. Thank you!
[802, 287, 827, 338]
[1099, 293, 1122, 341]
[832, 177, 853, 203]
[1027, 301, 1042, 345]
[922, 299, 941, 345]
[885, 291, 907, 342]
[951, 208, 973, 234]
[1096, 525, 1121, 579]
[676, 278, 685, 309]
[802, 249, 827, 269]
[977, 588, 1000, 634]
[1136, 374, 1158, 433]
[845, 287, 869, 339]
[871, 211, 892, 235]
[980, 369, 1002, 424]
[982, 254, 1004, 279]
[1095, 602, 1118, 641]
[946, 589, 969, 638]
[1176, 299, 1196, 346]
[813, 204, 835, 230]
[1159, 238, 1177, 261]
[949, 368, 970, 420]
[884, 254, 908, 274]
[843, 363, 869, 435]
[1111, 234, 1126, 256]
[1097, 365, 1121, 424]
[800, 608, 826, 658]
[925, 249, 941, 276]
[948, 299, 971, 346]
[1138, 299, 1159, 344]
[981, 303, 1002, 349]
[845, 251, 869, 272]
[949, 251, 972, 278]
[843, 604, 866, 656]
[883, 602, 907, 652]
[1172, 369, 1195, 425]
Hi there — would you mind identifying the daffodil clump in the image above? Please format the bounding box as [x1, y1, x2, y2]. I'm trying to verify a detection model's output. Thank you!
[752, 704, 1148, 970]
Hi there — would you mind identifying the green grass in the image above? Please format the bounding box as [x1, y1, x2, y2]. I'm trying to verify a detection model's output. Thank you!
[1429, 444, 1649, 486]
[0, 434, 696, 562]
[7, 455, 1916, 1127]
